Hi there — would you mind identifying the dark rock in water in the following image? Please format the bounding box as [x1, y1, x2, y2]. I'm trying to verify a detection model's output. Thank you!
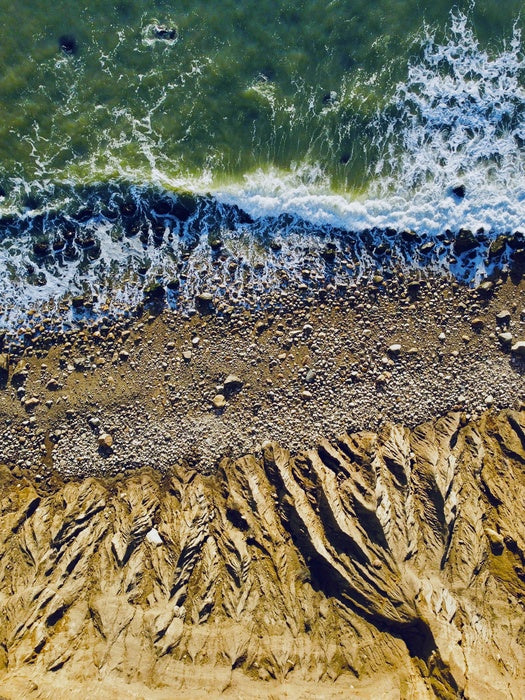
[71, 295, 87, 309]
[101, 207, 119, 222]
[63, 244, 79, 261]
[269, 240, 282, 252]
[196, 292, 214, 313]
[152, 24, 178, 41]
[511, 248, 525, 264]
[322, 92, 336, 105]
[170, 195, 197, 222]
[74, 208, 93, 223]
[33, 240, 49, 257]
[166, 278, 180, 290]
[321, 244, 337, 261]
[488, 235, 509, 259]
[77, 235, 96, 249]
[0, 331, 5, 351]
[153, 197, 172, 216]
[508, 231, 525, 250]
[451, 184, 466, 199]
[209, 238, 222, 251]
[27, 272, 47, 287]
[124, 221, 142, 238]
[401, 230, 420, 242]
[152, 222, 165, 239]
[143, 282, 165, 301]
[59, 34, 77, 55]
[339, 153, 350, 164]
[419, 241, 435, 255]
[453, 229, 477, 255]
[0, 186, 6, 198]
[52, 236, 65, 251]
[61, 220, 76, 241]
[230, 205, 253, 226]
[374, 243, 389, 256]
[120, 200, 138, 218]
[23, 194, 41, 211]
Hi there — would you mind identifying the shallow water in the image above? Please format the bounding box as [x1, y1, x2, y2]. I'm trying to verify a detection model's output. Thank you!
[0, 2, 524, 326]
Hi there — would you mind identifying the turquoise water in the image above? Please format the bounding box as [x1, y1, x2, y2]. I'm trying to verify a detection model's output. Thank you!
[0, 1, 524, 327]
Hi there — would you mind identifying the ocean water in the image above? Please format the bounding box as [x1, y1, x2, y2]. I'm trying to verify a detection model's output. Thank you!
[0, 1, 524, 328]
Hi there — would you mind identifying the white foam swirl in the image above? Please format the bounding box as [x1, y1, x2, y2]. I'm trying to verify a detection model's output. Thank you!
[215, 10, 525, 236]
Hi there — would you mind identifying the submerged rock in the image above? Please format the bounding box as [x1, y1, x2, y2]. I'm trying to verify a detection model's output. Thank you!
[451, 184, 466, 198]
[58, 34, 77, 55]
[151, 24, 178, 41]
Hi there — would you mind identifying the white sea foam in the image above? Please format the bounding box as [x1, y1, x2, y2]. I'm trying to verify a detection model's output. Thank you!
[215, 10, 525, 236]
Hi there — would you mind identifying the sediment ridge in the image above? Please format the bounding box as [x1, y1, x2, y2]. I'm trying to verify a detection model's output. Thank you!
[0, 408, 524, 698]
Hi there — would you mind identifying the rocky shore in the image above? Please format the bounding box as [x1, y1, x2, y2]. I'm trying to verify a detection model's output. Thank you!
[1, 271, 525, 483]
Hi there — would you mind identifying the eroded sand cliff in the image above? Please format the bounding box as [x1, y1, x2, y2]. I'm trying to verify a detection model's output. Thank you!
[1, 409, 524, 698]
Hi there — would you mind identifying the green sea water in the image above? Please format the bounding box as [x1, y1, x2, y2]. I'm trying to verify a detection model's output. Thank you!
[0, 0, 524, 330]
[0, 0, 522, 196]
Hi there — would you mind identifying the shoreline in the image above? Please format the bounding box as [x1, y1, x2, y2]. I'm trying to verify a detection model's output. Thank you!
[1, 270, 524, 484]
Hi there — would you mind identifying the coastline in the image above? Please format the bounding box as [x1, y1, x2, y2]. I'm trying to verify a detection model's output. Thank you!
[0, 269, 524, 483]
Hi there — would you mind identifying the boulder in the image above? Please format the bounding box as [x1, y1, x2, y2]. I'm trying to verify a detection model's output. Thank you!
[451, 184, 466, 198]
[11, 361, 28, 385]
[59, 34, 77, 55]
[477, 280, 494, 297]
[453, 229, 477, 255]
[495, 310, 511, 326]
[143, 282, 165, 302]
[152, 24, 178, 41]
[498, 332, 513, 348]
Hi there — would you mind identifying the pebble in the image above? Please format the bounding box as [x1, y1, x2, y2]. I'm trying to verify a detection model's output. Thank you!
[98, 433, 113, 449]
[388, 344, 402, 355]
[497, 332, 513, 347]
[212, 394, 226, 409]
[495, 310, 511, 325]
